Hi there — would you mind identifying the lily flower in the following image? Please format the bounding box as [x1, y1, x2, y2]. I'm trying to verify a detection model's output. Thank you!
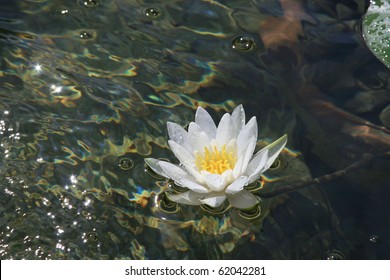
[145, 105, 287, 209]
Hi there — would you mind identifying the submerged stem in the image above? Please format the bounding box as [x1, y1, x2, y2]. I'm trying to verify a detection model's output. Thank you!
[259, 151, 390, 198]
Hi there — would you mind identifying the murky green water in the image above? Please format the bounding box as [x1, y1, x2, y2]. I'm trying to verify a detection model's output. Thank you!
[0, 0, 389, 259]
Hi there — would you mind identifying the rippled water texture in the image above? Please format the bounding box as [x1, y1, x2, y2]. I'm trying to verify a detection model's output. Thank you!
[0, 0, 389, 259]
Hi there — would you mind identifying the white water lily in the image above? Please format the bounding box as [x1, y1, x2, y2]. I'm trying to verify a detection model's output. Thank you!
[145, 105, 287, 209]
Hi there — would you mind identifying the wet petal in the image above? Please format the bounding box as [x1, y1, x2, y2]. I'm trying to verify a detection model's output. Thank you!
[225, 176, 248, 195]
[216, 113, 234, 146]
[220, 169, 234, 186]
[238, 136, 257, 175]
[183, 164, 205, 184]
[158, 161, 190, 183]
[195, 107, 217, 139]
[226, 138, 237, 154]
[237, 116, 258, 156]
[261, 134, 288, 171]
[204, 173, 228, 192]
[158, 160, 205, 188]
[195, 132, 211, 154]
[245, 149, 269, 184]
[180, 177, 209, 193]
[167, 191, 204, 205]
[188, 122, 210, 152]
[200, 193, 227, 208]
[188, 121, 202, 136]
[233, 136, 256, 177]
[167, 122, 192, 152]
[231, 104, 245, 137]
[227, 190, 258, 209]
[168, 140, 195, 168]
[144, 158, 169, 178]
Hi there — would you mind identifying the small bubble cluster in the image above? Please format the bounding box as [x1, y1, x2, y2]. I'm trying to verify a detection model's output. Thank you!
[53, 9, 69, 17]
[79, 31, 93, 39]
[369, 235, 379, 243]
[81, 0, 100, 8]
[144, 8, 161, 19]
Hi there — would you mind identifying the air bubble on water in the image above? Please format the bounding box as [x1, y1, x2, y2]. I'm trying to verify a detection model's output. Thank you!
[119, 158, 134, 170]
[81, 0, 100, 8]
[79, 31, 93, 39]
[232, 36, 255, 52]
[144, 8, 161, 19]
[53, 9, 69, 17]
[369, 235, 379, 243]
[325, 250, 345, 260]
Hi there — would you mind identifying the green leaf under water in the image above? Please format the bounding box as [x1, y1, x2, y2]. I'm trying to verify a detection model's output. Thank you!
[362, 0, 390, 68]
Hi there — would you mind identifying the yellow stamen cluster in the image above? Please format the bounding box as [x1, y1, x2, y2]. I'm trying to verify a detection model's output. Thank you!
[195, 145, 236, 174]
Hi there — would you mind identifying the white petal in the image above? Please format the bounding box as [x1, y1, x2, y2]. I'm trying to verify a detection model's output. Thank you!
[232, 155, 244, 178]
[158, 159, 205, 187]
[226, 138, 237, 153]
[195, 132, 211, 154]
[245, 149, 269, 184]
[231, 104, 245, 137]
[167, 122, 192, 153]
[233, 136, 256, 177]
[204, 173, 228, 192]
[195, 107, 217, 139]
[188, 122, 210, 152]
[239, 136, 257, 176]
[180, 177, 209, 193]
[245, 148, 268, 175]
[182, 164, 205, 184]
[158, 161, 189, 182]
[216, 113, 234, 146]
[262, 134, 288, 171]
[236, 116, 258, 156]
[167, 191, 204, 205]
[227, 190, 258, 209]
[220, 169, 234, 185]
[200, 193, 227, 208]
[184, 165, 204, 185]
[188, 121, 202, 136]
[168, 140, 195, 168]
[144, 158, 169, 178]
[225, 176, 248, 195]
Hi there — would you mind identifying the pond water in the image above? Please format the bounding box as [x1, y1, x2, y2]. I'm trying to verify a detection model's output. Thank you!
[0, 0, 389, 260]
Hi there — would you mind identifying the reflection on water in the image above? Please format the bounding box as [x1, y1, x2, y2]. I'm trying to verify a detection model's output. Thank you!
[0, 0, 389, 259]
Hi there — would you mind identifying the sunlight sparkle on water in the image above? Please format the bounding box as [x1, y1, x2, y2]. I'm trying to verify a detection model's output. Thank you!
[50, 84, 63, 94]
[34, 64, 42, 72]
[84, 198, 91, 206]
[57, 228, 64, 235]
[70, 175, 78, 184]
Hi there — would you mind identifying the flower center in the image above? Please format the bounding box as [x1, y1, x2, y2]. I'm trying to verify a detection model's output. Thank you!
[195, 145, 236, 174]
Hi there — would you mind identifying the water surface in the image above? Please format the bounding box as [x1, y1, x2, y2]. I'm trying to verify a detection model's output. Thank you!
[0, 0, 389, 259]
